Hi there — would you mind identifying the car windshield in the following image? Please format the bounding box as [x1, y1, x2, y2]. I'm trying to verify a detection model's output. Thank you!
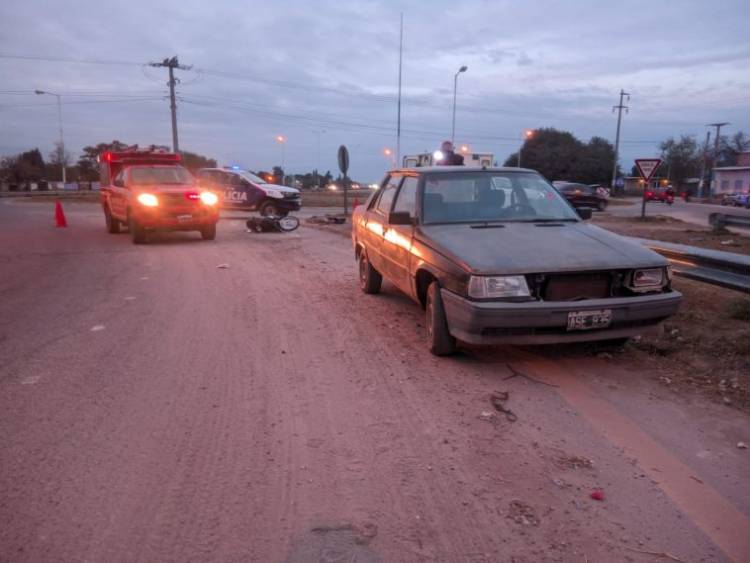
[422, 172, 579, 224]
[130, 166, 194, 185]
[237, 170, 266, 184]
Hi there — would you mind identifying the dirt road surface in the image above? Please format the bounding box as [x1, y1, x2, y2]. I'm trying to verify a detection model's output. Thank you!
[1, 199, 749, 563]
[607, 198, 750, 234]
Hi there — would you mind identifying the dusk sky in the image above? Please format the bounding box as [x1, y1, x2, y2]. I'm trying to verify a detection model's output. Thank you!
[1, 0, 748, 181]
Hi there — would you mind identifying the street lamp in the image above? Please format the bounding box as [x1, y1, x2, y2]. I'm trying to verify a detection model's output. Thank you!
[451, 65, 468, 144]
[383, 148, 396, 168]
[276, 135, 286, 185]
[35, 89, 66, 184]
[517, 130, 533, 168]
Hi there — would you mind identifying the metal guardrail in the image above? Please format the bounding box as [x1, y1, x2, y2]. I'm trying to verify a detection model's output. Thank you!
[709, 212, 750, 231]
[631, 237, 750, 293]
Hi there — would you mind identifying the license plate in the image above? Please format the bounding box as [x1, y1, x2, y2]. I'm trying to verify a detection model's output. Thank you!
[567, 309, 612, 331]
[177, 214, 192, 223]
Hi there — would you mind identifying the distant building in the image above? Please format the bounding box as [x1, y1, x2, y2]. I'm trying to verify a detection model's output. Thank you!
[712, 151, 750, 194]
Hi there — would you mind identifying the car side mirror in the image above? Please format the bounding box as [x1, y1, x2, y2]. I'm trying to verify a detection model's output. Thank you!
[388, 211, 413, 225]
[577, 207, 593, 220]
[113, 178, 124, 188]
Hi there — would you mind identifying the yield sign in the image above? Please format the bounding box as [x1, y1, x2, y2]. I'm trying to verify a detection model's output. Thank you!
[635, 158, 662, 182]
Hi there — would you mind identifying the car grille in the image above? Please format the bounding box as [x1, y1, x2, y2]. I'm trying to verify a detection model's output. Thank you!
[543, 272, 611, 301]
[158, 193, 199, 207]
[283, 192, 300, 199]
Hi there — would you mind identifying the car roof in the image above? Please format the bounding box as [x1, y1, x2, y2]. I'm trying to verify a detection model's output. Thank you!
[389, 166, 539, 175]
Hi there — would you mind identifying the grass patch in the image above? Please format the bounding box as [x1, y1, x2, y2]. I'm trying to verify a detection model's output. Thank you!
[727, 299, 750, 321]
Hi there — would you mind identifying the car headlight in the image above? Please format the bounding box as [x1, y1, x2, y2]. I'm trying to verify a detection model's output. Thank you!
[630, 268, 665, 289]
[136, 193, 158, 207]
[468, 275, 530, 299]
[265, 190, 284, 199]
[199, 191, 218, 205]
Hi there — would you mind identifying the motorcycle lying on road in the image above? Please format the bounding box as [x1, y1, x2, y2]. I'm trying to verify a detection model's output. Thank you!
[246, 214, 300, 233]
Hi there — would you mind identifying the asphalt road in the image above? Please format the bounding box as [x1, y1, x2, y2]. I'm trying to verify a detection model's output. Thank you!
[608, 198, 750, 233]
[1, 200, 749, 563]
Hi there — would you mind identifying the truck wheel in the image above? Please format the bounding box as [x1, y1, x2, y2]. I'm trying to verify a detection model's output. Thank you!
[105, 206, 120, 234]
[426, 282, 457, 356]
[259, 201, 280, 217]
[201, 223, 217, 240]
[129, 214, 148, 244]
[358, 252, 382, 294]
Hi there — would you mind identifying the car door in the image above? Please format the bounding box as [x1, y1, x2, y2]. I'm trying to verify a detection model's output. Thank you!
[381, 175, 418, 294]
[362, 174, 401, 273]
[109, 169, 129, 219]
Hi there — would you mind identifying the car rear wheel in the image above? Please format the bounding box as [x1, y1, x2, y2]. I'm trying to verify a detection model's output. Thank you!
[426, 282, 457, 356]
[201, 223, 217, 241]
[104, 205, 120, 234]
[358, 252, 382, 294]
[129, 213, 148, 244]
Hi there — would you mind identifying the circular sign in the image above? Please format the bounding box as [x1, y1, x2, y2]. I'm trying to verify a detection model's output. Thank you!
[338, 145, 349, 175]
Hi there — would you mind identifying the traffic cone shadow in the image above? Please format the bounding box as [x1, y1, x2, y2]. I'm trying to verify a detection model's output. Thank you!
[54, 200, 68, 227]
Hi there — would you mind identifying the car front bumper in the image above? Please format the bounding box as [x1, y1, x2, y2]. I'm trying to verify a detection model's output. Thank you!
[133, 206, 219, 230]
[441, 289, 682, 345]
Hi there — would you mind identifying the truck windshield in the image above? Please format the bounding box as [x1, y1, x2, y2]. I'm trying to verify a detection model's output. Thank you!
[422, 172, 579, 224]
[130, 166, 194, 185]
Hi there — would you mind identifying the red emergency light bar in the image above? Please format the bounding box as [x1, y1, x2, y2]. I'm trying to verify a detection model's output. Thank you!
[100, 148, 180, 164]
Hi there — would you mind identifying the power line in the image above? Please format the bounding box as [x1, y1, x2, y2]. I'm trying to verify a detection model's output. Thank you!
[0, 53, 141, 66]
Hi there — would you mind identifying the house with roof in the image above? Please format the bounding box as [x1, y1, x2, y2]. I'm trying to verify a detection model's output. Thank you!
[712, 151, 750, 194]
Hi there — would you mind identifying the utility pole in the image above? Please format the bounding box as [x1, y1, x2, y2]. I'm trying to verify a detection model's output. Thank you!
[610, 89, 629, 194]
[34, 90, 66, 184]
[149, 56, 192, 153]
[706, 122, 730, 197]
[451, 65, 468, 144]
[697, 131, 711, 198]
[396, 12, 403, 167]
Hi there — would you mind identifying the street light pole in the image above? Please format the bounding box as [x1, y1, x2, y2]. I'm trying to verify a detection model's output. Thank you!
[518, 130, 533, 168]
[35, 90, 66, 184]
[451, 65, 467, 144]
[313, 130, 325, 187]
[276, 135, 286, 185]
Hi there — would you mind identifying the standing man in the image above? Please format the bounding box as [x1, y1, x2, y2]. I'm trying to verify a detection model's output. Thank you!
[436, 141, 464, 166]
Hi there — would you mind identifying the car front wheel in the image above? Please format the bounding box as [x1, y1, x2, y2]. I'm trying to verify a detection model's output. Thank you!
[358, 252, 382, 294]
[104, 205, 120, 233]
[129, 213, 148, 244]
[201, 223, 217, 240]
[259, 200, 288, 217]
[426, 282, 457, 356]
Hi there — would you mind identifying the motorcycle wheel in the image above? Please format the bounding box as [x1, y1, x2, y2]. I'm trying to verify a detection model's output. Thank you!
[276, 215, 300, 232]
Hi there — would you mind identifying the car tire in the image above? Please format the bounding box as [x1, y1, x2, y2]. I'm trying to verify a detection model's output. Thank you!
[129, 213, 148, 244]
[201, 223, 217, 241]
[426, 282, 457, 356]
[358, 252, 382, 294]
[105, 205, 120, 234]
[259, 200, 280, 217]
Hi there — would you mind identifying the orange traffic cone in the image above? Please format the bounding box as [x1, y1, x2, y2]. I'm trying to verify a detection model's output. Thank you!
[54, 200, 68, 227]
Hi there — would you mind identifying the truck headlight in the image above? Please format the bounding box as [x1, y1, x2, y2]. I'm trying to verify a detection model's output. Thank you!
[630, 268, 665, 289]
[199, 192, 218, 205]
[136, 193, 159, 207]
[468, 275, 530, 298]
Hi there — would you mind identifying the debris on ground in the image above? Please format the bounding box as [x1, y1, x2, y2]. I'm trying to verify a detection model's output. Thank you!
[597, 351, 613, 360]
[217, 263, 230, 269]
[90, 325, 106, 332]
[555, 454, 594, 470]
[507, 500, 540, 526]
[590, 489, 605, 501]
[307, 214, 347, 225]
[738, 442, 748, 449]
[720, 239, 736, 246]
[490, 391, 517, 422]
[622, 545, 685, 562]
[479, 410, 496, 422]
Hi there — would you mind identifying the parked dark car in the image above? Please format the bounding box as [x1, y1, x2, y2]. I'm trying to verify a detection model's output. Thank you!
[352, 167, 681, 355]
[553, 182, 608, 211]
[720, 193, 750, 208]
[196, 167, 301, 216]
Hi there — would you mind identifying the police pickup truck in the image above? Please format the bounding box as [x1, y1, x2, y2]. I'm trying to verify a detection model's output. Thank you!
[197, 167, 301, 216]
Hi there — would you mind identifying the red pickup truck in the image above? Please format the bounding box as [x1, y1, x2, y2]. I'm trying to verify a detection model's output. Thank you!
[99, 148, 220, 244]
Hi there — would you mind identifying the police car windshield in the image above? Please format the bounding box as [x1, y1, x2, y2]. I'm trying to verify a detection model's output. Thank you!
[422, 172, 579, 224]
[236, 171, 266, 184]
[130, 166, 194, 185]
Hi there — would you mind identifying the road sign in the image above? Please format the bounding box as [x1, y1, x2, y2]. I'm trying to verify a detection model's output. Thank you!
[338, 145, 349, 175]
[635, 159, 661, 182]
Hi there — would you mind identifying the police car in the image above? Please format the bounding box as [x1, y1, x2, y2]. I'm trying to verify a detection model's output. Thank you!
[197, 167, 302, 216]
